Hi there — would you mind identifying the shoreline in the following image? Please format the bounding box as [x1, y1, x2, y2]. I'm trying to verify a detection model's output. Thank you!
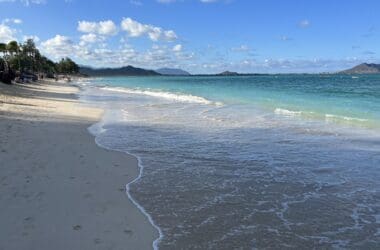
[0, 80, 158, 250]
[84, 88, 164, 249]
[88, 129, 164, 250]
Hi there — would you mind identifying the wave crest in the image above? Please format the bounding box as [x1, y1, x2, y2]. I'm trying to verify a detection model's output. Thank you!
[101, 86, 222, 105]
[274, 108, 302, 116]
[274, 108, 370, 126]
[325, 114, 368, 122]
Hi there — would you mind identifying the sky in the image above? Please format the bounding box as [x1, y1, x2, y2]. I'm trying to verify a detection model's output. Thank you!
[0, 0, 379, 73]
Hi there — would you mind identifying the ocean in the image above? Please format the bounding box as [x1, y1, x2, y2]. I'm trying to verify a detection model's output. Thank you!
[78, 74, 380, 249]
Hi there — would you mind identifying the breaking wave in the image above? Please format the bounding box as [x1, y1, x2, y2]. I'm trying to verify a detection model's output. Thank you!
[101, 86, 222, 106]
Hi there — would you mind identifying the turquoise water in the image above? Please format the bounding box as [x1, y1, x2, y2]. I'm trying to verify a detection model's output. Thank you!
[80, 75, 380, 249]
[93, 74, 380, 129]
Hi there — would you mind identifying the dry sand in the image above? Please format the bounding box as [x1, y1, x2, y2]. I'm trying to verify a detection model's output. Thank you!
[0, 80, 158, 250]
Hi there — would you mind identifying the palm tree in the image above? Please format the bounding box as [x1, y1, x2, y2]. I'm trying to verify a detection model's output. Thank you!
[0, 43, 7, 57]
[6, 41, 21, 71]
[6, 41, 18, 56]
[22, 39, 37, 72]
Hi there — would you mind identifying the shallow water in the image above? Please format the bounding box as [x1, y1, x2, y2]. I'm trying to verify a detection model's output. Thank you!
[79, 75, 380, 249]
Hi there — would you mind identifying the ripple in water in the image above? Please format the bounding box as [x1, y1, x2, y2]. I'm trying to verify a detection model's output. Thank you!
[81, 81, 380, 249]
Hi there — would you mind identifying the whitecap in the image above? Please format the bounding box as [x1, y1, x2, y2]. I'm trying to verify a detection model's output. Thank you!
[101, 86, 221, 106]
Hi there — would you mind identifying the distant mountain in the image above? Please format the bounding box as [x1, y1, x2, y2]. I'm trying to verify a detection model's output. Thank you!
[156, 68, 191, 76]
[79, 65, 161, 76]
[217, 71, 240, 76]
[341, 63, 380, 74]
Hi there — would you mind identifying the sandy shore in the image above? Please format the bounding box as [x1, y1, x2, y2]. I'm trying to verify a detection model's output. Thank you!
[0, 80, 158, 250]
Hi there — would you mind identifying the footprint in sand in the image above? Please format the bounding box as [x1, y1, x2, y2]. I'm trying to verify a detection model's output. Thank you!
[23, 217, 35, 230]
[94, 238, 102, 244]
[83, 193, 92, 199]
[124, 229, 133, 235]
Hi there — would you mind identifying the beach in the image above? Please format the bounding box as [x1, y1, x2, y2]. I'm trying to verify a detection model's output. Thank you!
[1, 1, 379, 248]
[0, 80, 158, 250]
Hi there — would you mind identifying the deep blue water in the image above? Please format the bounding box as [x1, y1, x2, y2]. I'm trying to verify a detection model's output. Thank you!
[79, 75, 380, 249]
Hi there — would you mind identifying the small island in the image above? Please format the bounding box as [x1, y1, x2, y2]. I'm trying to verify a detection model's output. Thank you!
[217, 71, 240, 76]
[341, 63, 380, 74]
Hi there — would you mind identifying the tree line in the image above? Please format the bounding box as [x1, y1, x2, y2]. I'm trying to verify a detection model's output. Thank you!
[0, 39, 79, 83]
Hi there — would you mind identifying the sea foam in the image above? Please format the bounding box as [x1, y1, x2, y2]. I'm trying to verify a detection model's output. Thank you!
[274, 108, 302, 116]
[325, 114, 368, 122]
[101, 86, 222, 106]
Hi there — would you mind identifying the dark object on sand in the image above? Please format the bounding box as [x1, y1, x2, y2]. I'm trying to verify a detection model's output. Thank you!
[0, 59, 16, 84]
[21, 72, 38, 82]
[46, 72, 55, 79]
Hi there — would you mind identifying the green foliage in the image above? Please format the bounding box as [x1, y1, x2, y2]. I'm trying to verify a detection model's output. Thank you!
[0, 38, 79, 76]
[0, 43, 7, 56]
[6, 41, 19, 56]
[56, 57, 79, 74]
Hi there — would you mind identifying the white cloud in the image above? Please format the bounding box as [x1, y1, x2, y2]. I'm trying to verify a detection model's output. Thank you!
[130, 0, 142, 5]
[231, 45, 250, 52]
[78, 20, 118, 36]
[120, 18, 147, 37]
[39, 33, 188, 69]
[280, 35, 292, 41]
[182, 55, 372, 74]
[0, 0, 46, 5]
[173, 44, 182, 52]
[40, 35, 98, 62]
[98, 20, 118, 36]
[299, 19, 310, 28]
[40, 35, 76, 59]
[121, 17, 177, 41]
[6, 13, 371, 74]
[0, 23, 16, 43]
[0, 18, 23, 43]
[80, 33, 98, 43]
[79, 33, 105, 45]
[23, 0, 45, 5]
[13, 18, 22, 24]
[78, 21, 97, 33]
[2, 18, 22, 24]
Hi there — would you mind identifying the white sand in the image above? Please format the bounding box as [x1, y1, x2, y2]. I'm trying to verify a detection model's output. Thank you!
[0, 81, 158, 250]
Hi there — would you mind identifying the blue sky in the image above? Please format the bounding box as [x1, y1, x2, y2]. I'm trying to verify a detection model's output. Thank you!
[0, 0, 379, 73]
